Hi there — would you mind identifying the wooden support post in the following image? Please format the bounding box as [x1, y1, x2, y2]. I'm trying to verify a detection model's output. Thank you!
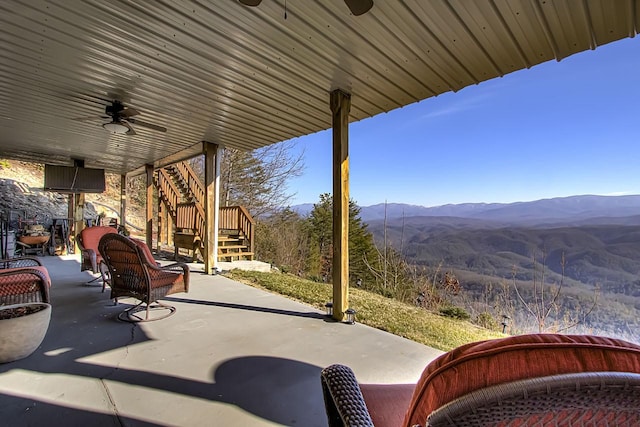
[157, 191, 163, 252]
[167, 211, 174, 246]
[73, 193, 85, 254]
[119, 174, 127, 232]
[145, 164, 154, 248]
[68, 194, 76, 253]
[204, 142, 221, 275]
[330, 89, 351, 321]
[71, 159, 86, 254]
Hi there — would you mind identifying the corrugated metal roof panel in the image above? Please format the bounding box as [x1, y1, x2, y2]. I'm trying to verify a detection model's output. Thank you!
[0, 0, 637, 174]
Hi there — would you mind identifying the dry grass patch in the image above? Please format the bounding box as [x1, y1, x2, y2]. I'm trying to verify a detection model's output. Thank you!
[225, 270, 503, 351]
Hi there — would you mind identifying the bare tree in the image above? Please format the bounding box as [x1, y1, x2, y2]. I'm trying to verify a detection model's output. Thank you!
[188, 140, 304, 218]
[512, 251, 598, 333]
[220, 140, 304, 218]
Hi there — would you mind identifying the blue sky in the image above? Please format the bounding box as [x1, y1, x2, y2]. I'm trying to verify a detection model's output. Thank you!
[285, 36, 640, 208]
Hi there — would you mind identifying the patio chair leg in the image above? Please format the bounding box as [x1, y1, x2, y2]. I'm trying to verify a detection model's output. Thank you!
[86, 275, 101, 284]
[117, 301, 176, 323]
[99, 262, 111, 293]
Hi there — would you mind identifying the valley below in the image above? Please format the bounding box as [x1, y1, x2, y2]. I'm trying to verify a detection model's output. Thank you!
[364, 197, 640, 342]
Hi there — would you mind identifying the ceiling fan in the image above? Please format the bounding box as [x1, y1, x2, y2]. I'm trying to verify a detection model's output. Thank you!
[238, 0, 374, 16]
[93, 100, 167, 136]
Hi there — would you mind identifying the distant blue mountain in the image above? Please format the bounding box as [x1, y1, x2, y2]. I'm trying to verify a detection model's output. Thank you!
[292, 195, 640, 225]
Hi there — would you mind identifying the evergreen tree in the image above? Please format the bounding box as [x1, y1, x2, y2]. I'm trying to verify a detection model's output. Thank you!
[307, 193, 333, 281]
[307, 193, 378, 287]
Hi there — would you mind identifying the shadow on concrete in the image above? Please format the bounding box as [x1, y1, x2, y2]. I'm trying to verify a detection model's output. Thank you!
[165, 296, 327, 320]
[0, 393, 165, 427]
[211, 356, 324, 424]
[0, 256, 326, 426]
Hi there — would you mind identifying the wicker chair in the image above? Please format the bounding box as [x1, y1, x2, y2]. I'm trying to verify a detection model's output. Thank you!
[321, 334, 640, 427]
[77, 226, 118, 291]
[0, 256, 51, 304]
[98, 233, 189, 322]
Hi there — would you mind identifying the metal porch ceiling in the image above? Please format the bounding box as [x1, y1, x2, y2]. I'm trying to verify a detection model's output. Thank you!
[0, 1, 638, 175]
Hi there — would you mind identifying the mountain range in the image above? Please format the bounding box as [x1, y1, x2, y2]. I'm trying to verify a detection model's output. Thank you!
[294, 194, 640, 225]
[293, 195, 640, 339]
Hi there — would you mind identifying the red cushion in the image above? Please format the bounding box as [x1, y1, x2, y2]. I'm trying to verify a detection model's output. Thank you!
[80, 226, 117, 253]
[403, 334, 640, 427]
[360, 384, 414, 427]
[0, 266, 51, 288]
[130, 238, 156, 265]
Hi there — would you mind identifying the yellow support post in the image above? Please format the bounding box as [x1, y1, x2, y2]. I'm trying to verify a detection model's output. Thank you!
[203, 142, 221, 274]
[330, 89, 351, 321]
[119, 174, 127, 231]
[145, 164, 154, 248]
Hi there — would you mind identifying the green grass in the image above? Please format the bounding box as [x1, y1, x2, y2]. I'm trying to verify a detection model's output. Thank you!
[225, 270, 504, 351]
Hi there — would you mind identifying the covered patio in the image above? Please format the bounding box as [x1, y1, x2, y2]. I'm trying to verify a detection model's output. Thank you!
[1, 2, 640, 424]
[1, 1, 638, 321]
[0, 256, 441, 425]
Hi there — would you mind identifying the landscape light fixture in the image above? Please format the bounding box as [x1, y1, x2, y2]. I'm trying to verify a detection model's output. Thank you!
[345, 308, 357, 325]
[501, 314, 511, 334]
[103, 121, 129, 134]
[325, 302, 333, 316]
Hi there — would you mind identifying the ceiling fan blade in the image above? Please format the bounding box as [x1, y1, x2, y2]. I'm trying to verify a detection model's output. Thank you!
[120, 107, 139, 117]
[344, 0, 373, 16]
[128, 118, 167, 133]
[238, 0, 262, 6]
[72, 115, 103, 122]
[124, 122, 136, 136]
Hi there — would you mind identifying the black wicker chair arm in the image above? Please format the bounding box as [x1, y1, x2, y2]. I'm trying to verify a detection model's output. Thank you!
[321, 364, 374, 427]
[0, 267, 50, 304]
[426, 371, 640, 427]
[0, 256, 43, 269]
[143, 260, 190, 292]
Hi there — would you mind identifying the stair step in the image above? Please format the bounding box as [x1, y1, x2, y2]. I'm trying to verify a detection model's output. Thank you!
[218, 236, 243, 242]
[218, 251, 254, 261]
[218, 245, 248, 251]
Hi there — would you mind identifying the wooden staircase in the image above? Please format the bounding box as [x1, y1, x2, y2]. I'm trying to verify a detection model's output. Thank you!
[155, 161, 254, 261]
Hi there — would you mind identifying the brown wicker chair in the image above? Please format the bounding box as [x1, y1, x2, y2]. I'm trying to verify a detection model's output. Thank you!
[320, 334, 640, 427]
[0, 256, 51, 304]
[98, 233, 189, 322]
[77, 226, 118, 291]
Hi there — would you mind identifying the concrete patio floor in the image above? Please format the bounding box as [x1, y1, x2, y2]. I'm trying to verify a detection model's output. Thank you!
[0, 255, 443, 426]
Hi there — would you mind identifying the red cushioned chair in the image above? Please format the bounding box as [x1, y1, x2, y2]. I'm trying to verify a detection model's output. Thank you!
[77, 226, 118, 291]
[98, 233, 189, 322]
[0, 256, 51, 304]
[321, 334, 640, 427]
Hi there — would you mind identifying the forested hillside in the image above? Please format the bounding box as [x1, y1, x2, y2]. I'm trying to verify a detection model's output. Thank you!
[367, 215, 640, 340]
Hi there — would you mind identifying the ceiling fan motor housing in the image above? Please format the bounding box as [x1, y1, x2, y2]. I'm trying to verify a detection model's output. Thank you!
[105, 101, 124, 117]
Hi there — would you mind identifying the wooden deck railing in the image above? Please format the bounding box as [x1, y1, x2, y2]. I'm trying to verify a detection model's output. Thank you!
[219, 205, 254, 253]
[176, 202, 205, 238]
[162, 161, 255, 259]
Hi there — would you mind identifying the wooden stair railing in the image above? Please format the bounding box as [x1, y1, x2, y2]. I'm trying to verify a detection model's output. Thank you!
[175, 203, 206, 239]
[160, 161, 255, 261]
[155, 169, 181, 217]
[167, 162, 205, 205]
[219, 205, 255, 257]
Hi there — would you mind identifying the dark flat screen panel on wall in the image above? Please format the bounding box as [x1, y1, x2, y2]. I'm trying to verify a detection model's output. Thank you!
[43, 165, 106, 193]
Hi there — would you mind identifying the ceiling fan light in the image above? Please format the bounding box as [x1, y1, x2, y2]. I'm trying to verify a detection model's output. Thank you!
[238, 0, 262, 6]
[103, 121, 129, 134]
[344, 0, 374, 16]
